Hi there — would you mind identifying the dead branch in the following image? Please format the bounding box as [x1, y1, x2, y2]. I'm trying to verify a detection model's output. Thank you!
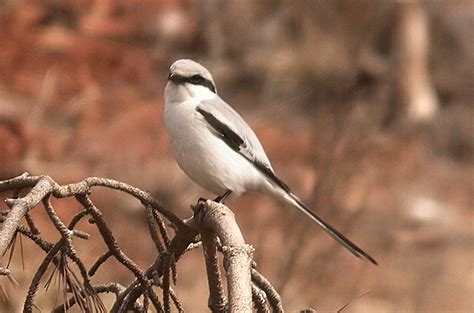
[251, 267, 284, 312]
[0, 173, 284, 312]
[194, 200, 254, 313]
[0, 173, 54, 257]
[202, 230, 227, 312]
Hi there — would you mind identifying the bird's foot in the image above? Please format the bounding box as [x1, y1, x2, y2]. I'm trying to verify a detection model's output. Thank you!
[192, 197, 208, 214]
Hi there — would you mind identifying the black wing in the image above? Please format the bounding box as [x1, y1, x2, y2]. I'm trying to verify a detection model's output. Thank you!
[196, 107, 290, 192]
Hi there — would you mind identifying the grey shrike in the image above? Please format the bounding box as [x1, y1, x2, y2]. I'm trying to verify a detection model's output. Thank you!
[164, 59, 377, 265]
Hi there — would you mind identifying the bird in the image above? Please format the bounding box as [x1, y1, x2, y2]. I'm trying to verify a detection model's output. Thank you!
[163, 59, 377, 265]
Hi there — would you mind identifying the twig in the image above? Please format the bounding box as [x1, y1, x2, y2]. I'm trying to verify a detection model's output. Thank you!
[52, 282, 137, 313]
[75, 194, 163, 312]
[0, 173, 186, 259]
[202, 230, 227, 312]
[146, 205, 165, 253]
[252, 284, 270, 313]
[0, 174, 55, 257]
[88, 251, 113, 277]
[162, 253, 171, 313]
[252, 268, 284, 313]
[24, 239, 65, 313]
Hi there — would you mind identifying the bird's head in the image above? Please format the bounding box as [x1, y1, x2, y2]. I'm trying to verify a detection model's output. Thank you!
[165, 59, 217, 102]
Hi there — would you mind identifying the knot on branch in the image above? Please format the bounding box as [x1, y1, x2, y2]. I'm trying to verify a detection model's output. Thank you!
[222, 245, 255, 269]
[4, 197, 27, 209]
[222, 245, 255, 258]
[61, 181, 91, 196]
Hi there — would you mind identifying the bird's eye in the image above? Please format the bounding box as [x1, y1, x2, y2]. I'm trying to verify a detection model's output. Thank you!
[186, 74, 216, 93]
[190, 75, 203, 84]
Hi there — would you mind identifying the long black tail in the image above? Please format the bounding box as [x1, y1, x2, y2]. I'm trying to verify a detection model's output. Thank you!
[284, 192, 378, 265]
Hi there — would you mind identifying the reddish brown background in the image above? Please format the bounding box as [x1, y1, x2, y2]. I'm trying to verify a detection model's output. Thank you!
[0, 1, 472, 312]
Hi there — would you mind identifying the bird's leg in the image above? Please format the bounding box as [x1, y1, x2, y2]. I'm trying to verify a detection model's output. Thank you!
[214, 190, 232, 203]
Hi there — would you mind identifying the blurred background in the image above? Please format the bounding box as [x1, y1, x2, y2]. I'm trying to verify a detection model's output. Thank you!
[0, 0, 473, 312]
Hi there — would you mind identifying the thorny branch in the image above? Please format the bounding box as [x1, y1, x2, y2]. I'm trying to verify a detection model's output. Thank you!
[0, 173, 284, 312]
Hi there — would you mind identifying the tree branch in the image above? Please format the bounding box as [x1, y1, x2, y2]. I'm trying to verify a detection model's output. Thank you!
[195, 200, 254, 313]
[202, 230, 227, 312]
[0, 173, 55, 256]
[0, 173, 284, 312]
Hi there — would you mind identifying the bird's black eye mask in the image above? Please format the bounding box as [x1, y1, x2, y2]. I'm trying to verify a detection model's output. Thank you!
[168, 73, 216, 94]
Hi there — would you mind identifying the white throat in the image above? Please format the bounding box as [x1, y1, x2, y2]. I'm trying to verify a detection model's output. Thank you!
[165, 82, 216, 104]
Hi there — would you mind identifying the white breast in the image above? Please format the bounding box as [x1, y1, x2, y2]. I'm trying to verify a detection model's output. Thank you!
[164, 83, 267, 196]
